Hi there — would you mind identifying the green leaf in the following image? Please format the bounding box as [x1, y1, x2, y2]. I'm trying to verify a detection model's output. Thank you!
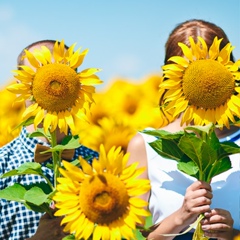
[0, 182, 54, 213]
[1, 162, 43, 178]
[177, 161, 199, 177]
[201, 142, 218, 167]
[61, 135, 81, 149]
[0, 183, 26, 202]
[220, 141, 240, 155]
[149, 139, 183, 161]
[42, 135, 81, 153]
[24, 201, 51, 213]
[24, 182, 53, 194]
[144, 124, 236, 183]
[184, 123, 215, 138]
[0, 182, 52, 201]
[142, 129, 184, 140]
[24, 186, 52, 206]
[62, 235, 76, 240]
[27, 128, 51, 140]
[178, 134, 203, 168]
[61, 135, 78, 145]
[18, 162, 42, 172]
[207, 131, 221, 148]
[46, 163, 54, 170]
[134, 215, 153, 240]
[69, 159, 81, 167]
[12, 116, 35, 130]
[207, 157, 232, 180]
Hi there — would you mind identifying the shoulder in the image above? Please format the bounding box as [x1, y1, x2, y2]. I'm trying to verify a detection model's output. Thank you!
[127, 133, 148, 167]
[127, 133, 145, 151]
[128, 133, 144, 147]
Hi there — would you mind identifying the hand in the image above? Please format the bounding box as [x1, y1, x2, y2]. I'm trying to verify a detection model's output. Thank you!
[26, 212, 68, 240]
[180, 180, 213, 226]
[201, 208, 234, 240]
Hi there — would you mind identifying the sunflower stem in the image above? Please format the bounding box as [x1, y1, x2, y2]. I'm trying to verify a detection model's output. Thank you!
[50, 130, 61, 188]
[196, 159, 210, 240]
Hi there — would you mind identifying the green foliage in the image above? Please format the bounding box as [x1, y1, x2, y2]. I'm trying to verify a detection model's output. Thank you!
[41, 135, 81, 153]
[133, 215, 153, 239]
[1, 162, 43, 178]
[0, 182, 53, 213]
[62, 234, 76, 240]
[143, 124, 240, 182]
[28, 128, 51, 141]
[0, 162, 54, 213]
[0, 162, 53, 187]
[13, 116, 35, 130]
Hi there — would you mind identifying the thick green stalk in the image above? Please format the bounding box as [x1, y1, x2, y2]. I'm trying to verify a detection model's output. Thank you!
[50, 130, 60, 188]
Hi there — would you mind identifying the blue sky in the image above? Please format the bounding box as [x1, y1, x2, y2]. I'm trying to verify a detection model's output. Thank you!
[1, 0, 240, 89]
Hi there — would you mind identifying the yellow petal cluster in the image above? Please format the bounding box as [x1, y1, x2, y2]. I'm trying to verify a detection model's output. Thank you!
[161, 36, 240, 128]
[0, 81, 24, 146]
[7, 40, 102, 134]
[79, 117, 136, 153]
[2, 73, 171, 151]
[53, 144, 150, 240]
[78, 74, 173, 153]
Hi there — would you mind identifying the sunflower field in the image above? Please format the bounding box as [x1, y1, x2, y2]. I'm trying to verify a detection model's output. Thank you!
[0, 42, 166, 239]
[0, 73, 169, 153]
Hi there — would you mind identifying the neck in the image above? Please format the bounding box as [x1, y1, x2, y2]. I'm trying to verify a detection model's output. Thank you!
[162, 117, 186, 133]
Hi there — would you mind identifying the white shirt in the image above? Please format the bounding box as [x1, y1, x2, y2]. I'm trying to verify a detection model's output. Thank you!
[140, 132, 240, 229]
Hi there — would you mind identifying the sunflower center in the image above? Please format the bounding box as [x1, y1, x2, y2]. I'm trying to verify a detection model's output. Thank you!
[80, 173, 129, 224]
[182, 59, 235, 109]
[32, 63, 80, 112]
[50, 81, 61, 90]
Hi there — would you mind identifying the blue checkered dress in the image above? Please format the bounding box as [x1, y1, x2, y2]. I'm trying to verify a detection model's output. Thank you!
[0, 127, 99, 240]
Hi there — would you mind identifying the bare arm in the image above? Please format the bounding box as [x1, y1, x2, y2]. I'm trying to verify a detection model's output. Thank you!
[127, 133, 213, 240]
[127, 133, 150, 202]
[145, 180, 213, 240]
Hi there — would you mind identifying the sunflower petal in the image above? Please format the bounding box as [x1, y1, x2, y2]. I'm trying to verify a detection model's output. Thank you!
[178, 42, 193, 61]
[24, 50, 40, 68]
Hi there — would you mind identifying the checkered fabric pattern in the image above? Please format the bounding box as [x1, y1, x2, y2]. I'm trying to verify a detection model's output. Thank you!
[0, 127, 99, 240]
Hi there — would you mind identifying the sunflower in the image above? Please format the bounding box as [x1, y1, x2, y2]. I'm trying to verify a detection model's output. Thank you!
[79, 117, 137, 153]
[53, 144, 150, 240]
[161, 36, 240, 128]
[7, 40, 102, 134]
[0, 81, 24, 146]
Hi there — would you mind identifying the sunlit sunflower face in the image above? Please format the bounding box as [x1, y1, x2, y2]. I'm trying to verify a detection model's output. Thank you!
[182, 59, 235, 109]
[80, 173, 129, 224]
[32, 64, 80, 112]
[161, 36, 240, 127]
[7, 40, 103, 134]
[53, 145, 150, 240]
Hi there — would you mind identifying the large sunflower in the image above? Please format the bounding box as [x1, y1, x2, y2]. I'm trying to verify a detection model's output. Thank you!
[161, 36, 240, 128]
[53, 144, 150, 240]
[7, 40, 102, 134]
